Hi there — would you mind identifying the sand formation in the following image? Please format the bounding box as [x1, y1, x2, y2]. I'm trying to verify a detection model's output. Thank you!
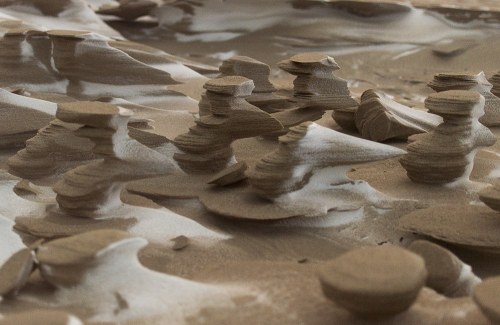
[0, 88, 56, 149]
[278, 53, 357, 109]
[491, 71, 500, 98]
[428, 72, 500, 126]
[218, 55, 286, 113]
[400, 90, 496, 184]
[52, 101, 175, 218]
[248, 121, 406, 199]
[473, 276, 500, 324]
[174, 76, 282, 174]
[319, 245, 427, 318]
[408, 240, 480, 297]
[399, 180, 500, 253]
[96, 0, 158, 21]
[355, 89, 442, 142]
[0, 28, 180, 101]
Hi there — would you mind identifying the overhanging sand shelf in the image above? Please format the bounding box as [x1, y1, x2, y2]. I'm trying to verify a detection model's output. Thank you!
[2, 1, 500, 324]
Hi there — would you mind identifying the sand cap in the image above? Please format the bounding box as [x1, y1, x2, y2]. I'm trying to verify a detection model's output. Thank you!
[408, 240, 480, 297]
[0, 248, 35, 298]
[473, 276, 500, 323]
[318, 245, 427, 318]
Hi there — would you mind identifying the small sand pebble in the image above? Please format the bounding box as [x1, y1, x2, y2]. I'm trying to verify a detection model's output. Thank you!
[172, 235, 189, 251]
[318, 245, 427, 318]
[0, 248, 35, 297]
[473, 276, 500, 323]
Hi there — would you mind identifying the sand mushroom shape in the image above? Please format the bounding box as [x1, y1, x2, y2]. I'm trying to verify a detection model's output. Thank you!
[248, 121, 406, 199]
[36, 229, 235, 323]
[408, 240, 481, 297]
[218, 55, 286, 113]
[428, 72, 500, 126]
[278, 52, 357, 110]
[400, 90, 496, 184]
[52, 101, 176, 218]
[355, 89, 442, 142]
[275, 53, 358, 130]
[318, 245, 427, 318]
[473, 276, 500, 324]
[174, 76, 283, 174]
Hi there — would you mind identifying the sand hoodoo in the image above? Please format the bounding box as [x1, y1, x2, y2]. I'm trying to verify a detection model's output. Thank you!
[473, 276, 500, 324]
[428, 72, 500, 126]
[174, 76, 283, 174]
[52, 101, 176, 218]
[278, 52, 358, 110]
[408, 240, 480, 297]
[400, 90, 496, 184]
[318, 245, 427, 318]
[248, 121, 406, 199]
[355, 89, 442, 142]
[218, 56, 286, 113]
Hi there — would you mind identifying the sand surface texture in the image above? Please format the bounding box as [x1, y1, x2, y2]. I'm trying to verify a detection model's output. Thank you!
[1, 0, 500, 324]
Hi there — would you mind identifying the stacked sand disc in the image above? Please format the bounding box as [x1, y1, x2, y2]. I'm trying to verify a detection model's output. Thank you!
[218, 56, 284, 112]
[400, 90, 496, 184]
[247, 121, 405, 199]
[36, 229, 141, 287]
[53, 101, 175, 218]
[428, 72, 500, 126]
[318, 245, 427, 318]
[491, 71, 500, 98]
[278, 53, 357, 110]
[174, 76, 282, 174]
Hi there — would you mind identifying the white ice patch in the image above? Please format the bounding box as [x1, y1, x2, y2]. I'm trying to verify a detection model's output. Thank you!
[0, 180, 48, 220]
[0, 88, 57, 116]
[175, 32, 243, 43]
[0, 213, 25, 267]
[34, 237, 247, 324]
[151, 63, 205, 82]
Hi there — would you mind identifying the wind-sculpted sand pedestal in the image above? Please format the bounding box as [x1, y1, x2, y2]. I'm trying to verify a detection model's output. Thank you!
[53, 101, 176, 218]
[400, 90, 496, 184]
[174, 76, 282, 174]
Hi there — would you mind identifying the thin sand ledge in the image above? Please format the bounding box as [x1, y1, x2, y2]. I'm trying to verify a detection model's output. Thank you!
[1, 1, 500, 324]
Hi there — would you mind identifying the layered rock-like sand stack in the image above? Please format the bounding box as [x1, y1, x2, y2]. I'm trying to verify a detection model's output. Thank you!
[400, 90, 496, 184]
[218, 56, 284, 113]
[491, 72, 500, 98]
[319, 245, 427, 318]
[53, 101, 176, 218]
[278, 53, 357, 110]
[0, 88, 56, 149]
[174, 76, 282, 174]
[248, 121, 406, 199]
[7, 120, 94, 179]
[428, 72, 500, 126]
[355, 89, 442, 142]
